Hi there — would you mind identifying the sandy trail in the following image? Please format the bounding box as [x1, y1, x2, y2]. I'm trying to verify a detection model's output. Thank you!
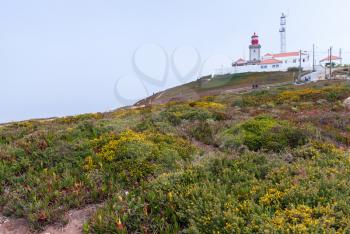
[0, 204, 99, 234]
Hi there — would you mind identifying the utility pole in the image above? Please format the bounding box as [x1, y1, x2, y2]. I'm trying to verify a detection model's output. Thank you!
[325, 48, 329, 79]
[312, 44, 315, 72]
[329, 47, 332, 79]
[298, 49, 302, 81]
[339, 48, 343, 66]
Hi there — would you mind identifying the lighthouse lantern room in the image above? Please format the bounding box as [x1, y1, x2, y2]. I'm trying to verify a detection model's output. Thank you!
[249, 33, 261, 64]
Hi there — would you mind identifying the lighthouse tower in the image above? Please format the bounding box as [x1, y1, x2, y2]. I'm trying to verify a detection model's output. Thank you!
[249, 33, 261, 63]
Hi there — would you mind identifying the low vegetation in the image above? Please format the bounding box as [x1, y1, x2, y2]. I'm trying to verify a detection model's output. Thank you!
[1, 77, 350, 233]
[218, 116, 308, 152]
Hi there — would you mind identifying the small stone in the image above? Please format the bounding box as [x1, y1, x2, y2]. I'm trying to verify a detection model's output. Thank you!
[344, 97, 350, 110]
[0, 216, 8, 224]
[234, 106, 242, 111]
[316, 99, 328, 105]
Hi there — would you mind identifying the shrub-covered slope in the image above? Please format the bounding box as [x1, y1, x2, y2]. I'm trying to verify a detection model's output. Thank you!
[1, 79, 350, 233]
[137, 71, 296, 105]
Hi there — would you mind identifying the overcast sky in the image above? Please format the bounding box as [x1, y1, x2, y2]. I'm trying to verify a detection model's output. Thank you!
[1, 0, 350, 123]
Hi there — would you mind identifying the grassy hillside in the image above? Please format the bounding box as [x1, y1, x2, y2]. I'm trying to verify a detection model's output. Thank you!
[138, 71, 296, 105]
[1, 77, 350, 233]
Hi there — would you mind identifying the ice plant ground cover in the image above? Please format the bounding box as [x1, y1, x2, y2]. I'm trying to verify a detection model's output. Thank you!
[1, 78, 350, 233]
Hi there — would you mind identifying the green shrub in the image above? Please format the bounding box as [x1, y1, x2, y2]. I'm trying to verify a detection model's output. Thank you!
[86, 146, 350, 233]
[86, 153, 277, 233]
[292, 144, 320, 160]
[219, 116, 308, 152]
[87, 130, 196, 187]
[287, 67, 300, 72]
[240, 83, 350, 107]
[160, 104, 220, 126]
[189, 121, 214, 145]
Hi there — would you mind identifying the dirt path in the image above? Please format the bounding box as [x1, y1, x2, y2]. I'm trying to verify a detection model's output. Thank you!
[0, 204, 99, 234]
[0, 216, 30, 234]
[191, 139, 218, 154]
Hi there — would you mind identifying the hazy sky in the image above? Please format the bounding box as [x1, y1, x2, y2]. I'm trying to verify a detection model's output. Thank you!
[1, 0, 350, 123]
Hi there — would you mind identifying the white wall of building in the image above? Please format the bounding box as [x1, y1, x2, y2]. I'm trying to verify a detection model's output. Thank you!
[263, 54, 310, 66]
[213, 57, 312, 77]
[213, 53, 311, 77]
[249, 45, 261, 62]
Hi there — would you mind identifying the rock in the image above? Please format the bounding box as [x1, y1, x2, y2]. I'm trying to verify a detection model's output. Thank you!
[316, 99, 328, 105]
[283, 153, 294, 163]
[291, 106, 298, 112]
[233, 106, 242, 111]
[238, 145, 249, 154]
[0, 215, 8, 224]
[344, 97, 350, 110]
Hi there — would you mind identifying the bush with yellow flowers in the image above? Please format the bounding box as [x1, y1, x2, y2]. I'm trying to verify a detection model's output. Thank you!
[189, 101, 225, 110]
[85, 130, 196, 187]
[86, 141, 350, 233]
[241, 83, 350, 107]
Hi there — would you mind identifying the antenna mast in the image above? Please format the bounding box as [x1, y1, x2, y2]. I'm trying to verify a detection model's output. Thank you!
[279, 13, 287, 53]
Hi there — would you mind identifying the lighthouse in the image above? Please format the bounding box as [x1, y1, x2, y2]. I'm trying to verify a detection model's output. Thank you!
[249, 33, 261, 63]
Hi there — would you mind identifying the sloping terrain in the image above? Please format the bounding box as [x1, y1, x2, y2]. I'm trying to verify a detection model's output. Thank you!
[1, 74, 350, 233]
[136, 71, 297, 105]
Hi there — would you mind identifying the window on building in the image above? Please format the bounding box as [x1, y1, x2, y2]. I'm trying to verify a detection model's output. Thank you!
[303, 59, 305, 62]
[276, 64, 279, 68]
[285, 61, 288, 63]
[293, 59, 297, 63]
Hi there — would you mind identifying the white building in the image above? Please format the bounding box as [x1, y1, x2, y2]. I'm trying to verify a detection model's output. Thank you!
[212, 33, 312, 77]
[260, 51, 311, 71]
[319, 55, 342, 67]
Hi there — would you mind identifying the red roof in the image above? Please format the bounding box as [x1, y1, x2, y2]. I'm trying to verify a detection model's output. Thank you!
[259, 59, 283, 65]
[264, 53, 273, 57]
[234, 58, 246, 64]
[272, 52, 301, 58]
[320, 55, 342, 62]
